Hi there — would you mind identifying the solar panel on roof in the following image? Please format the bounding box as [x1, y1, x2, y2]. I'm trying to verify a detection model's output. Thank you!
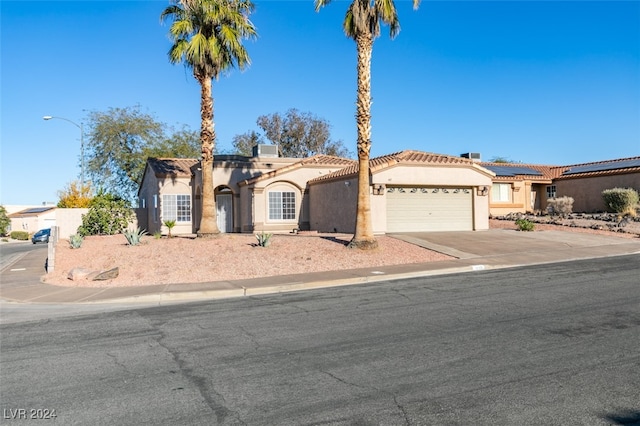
[483, 165, 543, 177]
[563, 158, 640, 175]
[21, 207, 54, 214]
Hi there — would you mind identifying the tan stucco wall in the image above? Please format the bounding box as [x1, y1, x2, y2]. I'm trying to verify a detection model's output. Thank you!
[139, 171, 194, 235]
[309, 177, 358, 233]
[310, 164, 493, 233]
[555, 173, 640, 213]
[55, 208, 89, 239]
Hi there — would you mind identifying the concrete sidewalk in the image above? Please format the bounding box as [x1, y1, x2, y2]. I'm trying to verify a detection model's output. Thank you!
[1, 230, 639, 305]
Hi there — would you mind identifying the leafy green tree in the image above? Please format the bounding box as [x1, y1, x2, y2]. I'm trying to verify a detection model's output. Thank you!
[0, 205, 10, 236]
[83, 106, 201, 202]
[77, 191, 134, 236]
[145, 126, 201, 159]
[161, 0, 257, 237]
[315, 0, 420, 249]
[232, 130, 264, 156]
[57, 180, 93, 208]
[236, 109, 351, 158]
[84, 106, 164, 201]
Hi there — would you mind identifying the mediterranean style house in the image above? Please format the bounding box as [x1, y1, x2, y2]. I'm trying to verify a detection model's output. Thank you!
[137, 146, 639, 236]
[137, 146, 495, 236]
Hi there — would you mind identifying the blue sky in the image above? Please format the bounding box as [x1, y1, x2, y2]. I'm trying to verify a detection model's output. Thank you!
[1, 1, 639, 205]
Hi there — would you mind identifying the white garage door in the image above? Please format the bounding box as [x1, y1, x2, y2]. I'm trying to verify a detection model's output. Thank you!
[386, 186, 473, 232]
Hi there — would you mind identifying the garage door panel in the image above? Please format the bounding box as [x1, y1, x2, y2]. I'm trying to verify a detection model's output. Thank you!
[386, 187, 472, 232]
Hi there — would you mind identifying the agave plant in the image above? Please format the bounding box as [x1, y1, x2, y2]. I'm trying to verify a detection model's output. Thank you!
[123, 227, 148, 246]
[69, 234, 84, 249]
[255, 231, 273, 247]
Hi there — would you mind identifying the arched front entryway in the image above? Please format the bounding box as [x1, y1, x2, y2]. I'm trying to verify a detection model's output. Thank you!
[215, 186, 233, 233]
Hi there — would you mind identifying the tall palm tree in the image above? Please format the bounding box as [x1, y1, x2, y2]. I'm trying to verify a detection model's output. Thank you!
[161, 0, 257, 237]
[315, 0, 420, 250]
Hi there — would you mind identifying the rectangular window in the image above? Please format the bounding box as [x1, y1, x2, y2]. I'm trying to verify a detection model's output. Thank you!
[162, 194, 191, 222]
[546, 185, 557, 199]
[268, 191, 296, 220]
[153, 195, 158, 223]
[491, 183, 511, 202]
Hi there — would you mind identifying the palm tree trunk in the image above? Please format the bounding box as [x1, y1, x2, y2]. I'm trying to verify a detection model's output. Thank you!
[197, 75, 220, 237]
[349, 33, 378, 250]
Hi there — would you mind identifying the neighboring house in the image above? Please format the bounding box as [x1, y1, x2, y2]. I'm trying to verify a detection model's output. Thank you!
[551, 157, 640, 213]
[481, 156, 640, 215]
[138, 147, 496, 236]
[8, 206, 57, 233]
[481, 163, 557, 215]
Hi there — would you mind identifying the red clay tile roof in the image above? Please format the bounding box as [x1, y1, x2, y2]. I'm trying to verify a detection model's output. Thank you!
[239, 155, 355, 186]
[310, 150, 487, 183]
[147, 158, 198, 177]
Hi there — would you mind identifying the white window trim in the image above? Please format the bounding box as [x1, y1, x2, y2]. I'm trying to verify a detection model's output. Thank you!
[268, 190, 296, 221]
[492, 183, 511, 203]
[162, 194, 192, 223]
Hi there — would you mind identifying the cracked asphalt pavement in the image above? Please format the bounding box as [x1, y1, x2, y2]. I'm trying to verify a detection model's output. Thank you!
[1, 254, 639, 425]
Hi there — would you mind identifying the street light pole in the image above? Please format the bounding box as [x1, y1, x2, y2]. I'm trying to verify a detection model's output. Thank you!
[43, 115, 85, 187]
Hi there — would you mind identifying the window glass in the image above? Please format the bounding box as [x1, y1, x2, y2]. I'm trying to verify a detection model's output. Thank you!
[162, 194, 191, 222]
[268, 191, 296, 220]
[491, 183, 510, 202]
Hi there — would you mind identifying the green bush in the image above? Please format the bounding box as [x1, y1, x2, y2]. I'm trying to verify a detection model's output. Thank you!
[0, 205, 10, 236]
[69, 234, 84, 249]
[77, 191, 134, 236]
[10, 231, 30, 241]
[602, 187, 639, 216]
[515, 218, 535, 231]
[123, 227, 148, 246]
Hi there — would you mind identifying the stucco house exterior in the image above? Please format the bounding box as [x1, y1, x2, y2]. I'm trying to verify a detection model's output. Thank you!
[309, 151, 494, 233]
[137, 147, 355, 235]
[138, 147, 495, 236]
[8, 206, 57, 234]
[481, 156, 640, 215]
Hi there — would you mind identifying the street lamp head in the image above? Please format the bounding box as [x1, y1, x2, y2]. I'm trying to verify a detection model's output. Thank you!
[43, 116, 53, 120]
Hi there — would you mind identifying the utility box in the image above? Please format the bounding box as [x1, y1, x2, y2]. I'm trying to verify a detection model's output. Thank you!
[252, 144, 278, 158]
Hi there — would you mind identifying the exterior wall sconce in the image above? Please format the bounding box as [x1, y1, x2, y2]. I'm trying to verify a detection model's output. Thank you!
[477, 186, 489, 196]
[372, 184, 385, 195]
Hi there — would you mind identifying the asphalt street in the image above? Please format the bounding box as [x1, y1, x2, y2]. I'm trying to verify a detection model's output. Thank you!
[1, 255, 639, 425]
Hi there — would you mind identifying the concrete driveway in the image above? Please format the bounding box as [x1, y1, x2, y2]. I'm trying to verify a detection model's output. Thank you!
[389, 229, 640, 259]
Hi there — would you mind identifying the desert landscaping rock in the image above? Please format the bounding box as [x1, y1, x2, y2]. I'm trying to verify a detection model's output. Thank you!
[67, 268, 96, 281]
[91, 267, 120, 281]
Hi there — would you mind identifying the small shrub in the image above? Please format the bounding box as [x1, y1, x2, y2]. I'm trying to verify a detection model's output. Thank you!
[547, 196, 574, 217]
[123, 227, 148, 246]
[153, 231, 162, 239]
[163, 220, 176, 238]
[515, 218, 535, 231]
[1, 238, 8, 243]
[255, 231, 273, 247]
[10, 231, 29, 241]
[69, 234, 84, 249]
[602, 187, 639, 216]
[0, 205, 10, 236]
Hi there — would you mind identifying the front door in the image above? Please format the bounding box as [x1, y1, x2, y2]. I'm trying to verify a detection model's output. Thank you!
[216, 194, 233, 233]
